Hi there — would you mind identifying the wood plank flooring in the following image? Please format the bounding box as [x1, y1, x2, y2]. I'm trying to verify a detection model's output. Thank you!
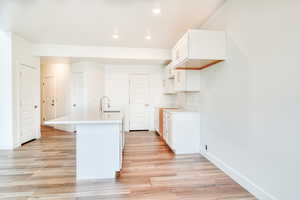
[0, 126, 256, 200]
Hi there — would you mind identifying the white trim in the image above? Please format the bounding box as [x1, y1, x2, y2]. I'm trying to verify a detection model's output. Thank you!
[202, 152, 278, 200]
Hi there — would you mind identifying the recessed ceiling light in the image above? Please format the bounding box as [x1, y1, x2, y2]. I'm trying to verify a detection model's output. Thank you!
[145, 35, 151, 40]
[112, 34, 119, 39]
[152, 8, 161, 15]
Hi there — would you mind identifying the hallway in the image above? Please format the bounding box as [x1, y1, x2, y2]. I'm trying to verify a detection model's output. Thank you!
[0, 127, 255, 199]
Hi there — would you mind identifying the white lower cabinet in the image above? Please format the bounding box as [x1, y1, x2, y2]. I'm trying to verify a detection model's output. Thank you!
[174, 70, 201, 92]
[154, 108, 160, 133]
[164, 111, 200, 154]
[119, 121, 125, 170]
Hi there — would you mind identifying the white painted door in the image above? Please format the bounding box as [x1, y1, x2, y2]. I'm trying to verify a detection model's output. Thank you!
[42, 76, 56, 121]
[20, 66, 39, 144]
[71, 73, 84, 113]
[129, 74, 150, 130]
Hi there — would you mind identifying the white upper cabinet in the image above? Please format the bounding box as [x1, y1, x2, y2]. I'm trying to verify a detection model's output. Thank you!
[166, 62, 175, 79]
[172, 29, 226, 69]
[163, 63, 176, 94]
[163, 78, 176, 94]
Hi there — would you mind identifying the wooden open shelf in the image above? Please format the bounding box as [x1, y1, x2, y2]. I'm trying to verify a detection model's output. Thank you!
[175, 60, 224, 70]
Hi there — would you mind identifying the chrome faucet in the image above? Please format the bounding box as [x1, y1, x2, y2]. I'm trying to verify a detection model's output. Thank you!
[100, 96, 111, 112]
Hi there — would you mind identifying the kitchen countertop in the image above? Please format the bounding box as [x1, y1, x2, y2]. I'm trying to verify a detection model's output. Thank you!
[44, 111, 123, 125]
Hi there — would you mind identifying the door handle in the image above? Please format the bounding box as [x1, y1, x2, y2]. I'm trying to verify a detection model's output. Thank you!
[51, 104, 55, 106]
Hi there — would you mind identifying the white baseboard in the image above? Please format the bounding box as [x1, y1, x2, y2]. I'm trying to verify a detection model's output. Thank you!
[203, 152, 278, 200]
[0, 145, 14, 150]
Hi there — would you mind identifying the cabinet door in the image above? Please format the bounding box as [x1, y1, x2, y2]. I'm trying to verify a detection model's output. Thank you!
[167, 114, 177, 152]
[164, 79, 175, 94]
[154, 108, 160, 132]
[163, 79, 167, 93]
[163, 112, 168, 141]
[166, 63, 175, 79]
[174, 70, 186, 92]
[119, 124, 123, 170]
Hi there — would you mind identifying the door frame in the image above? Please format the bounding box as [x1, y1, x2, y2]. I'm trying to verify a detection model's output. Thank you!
[19, 64, 40, 145]
[128, 73, 150, 131]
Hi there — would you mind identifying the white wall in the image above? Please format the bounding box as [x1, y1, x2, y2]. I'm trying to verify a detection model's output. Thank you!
[105, 64, 175, 131]
[198, 1, 300, 199]
[71, 62, 105, 113]
[0, 31, 13, 149]
[176, 93, 201, 111]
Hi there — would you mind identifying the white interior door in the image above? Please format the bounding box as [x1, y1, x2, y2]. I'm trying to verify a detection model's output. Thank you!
[20, 65, 39, 144]
[71, 73, 84, 113]
[43, 76, 56, 121]
[129, 74, 150, 131]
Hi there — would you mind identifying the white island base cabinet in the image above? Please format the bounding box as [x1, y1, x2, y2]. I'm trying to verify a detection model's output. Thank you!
[44, 112, 124, 180]
[76, 123, 123, 180]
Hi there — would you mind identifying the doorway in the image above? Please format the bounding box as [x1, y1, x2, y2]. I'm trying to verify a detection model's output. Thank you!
[19, 65, 39, 144]
[42, 76, 56, 122]
[129, 74, 150, 131]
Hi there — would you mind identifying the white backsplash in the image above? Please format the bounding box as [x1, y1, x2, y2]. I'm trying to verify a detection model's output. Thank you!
[176, 93, 200, 111]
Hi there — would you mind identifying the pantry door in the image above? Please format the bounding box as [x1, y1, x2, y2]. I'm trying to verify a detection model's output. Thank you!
[129, 74, 150, 131]
[42, 76, 56, 121]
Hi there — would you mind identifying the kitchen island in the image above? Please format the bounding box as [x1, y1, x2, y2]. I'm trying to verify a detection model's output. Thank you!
[45, 112, 124, 180]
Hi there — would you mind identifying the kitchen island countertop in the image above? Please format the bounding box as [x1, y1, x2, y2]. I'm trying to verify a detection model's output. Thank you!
[44, 112, 123, 125]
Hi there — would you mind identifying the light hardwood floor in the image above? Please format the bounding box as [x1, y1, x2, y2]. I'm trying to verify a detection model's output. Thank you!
[0, 126, 256, 200]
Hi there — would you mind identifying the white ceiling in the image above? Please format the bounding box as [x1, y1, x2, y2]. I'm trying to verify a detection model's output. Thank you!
[0, 0, 224, 49]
